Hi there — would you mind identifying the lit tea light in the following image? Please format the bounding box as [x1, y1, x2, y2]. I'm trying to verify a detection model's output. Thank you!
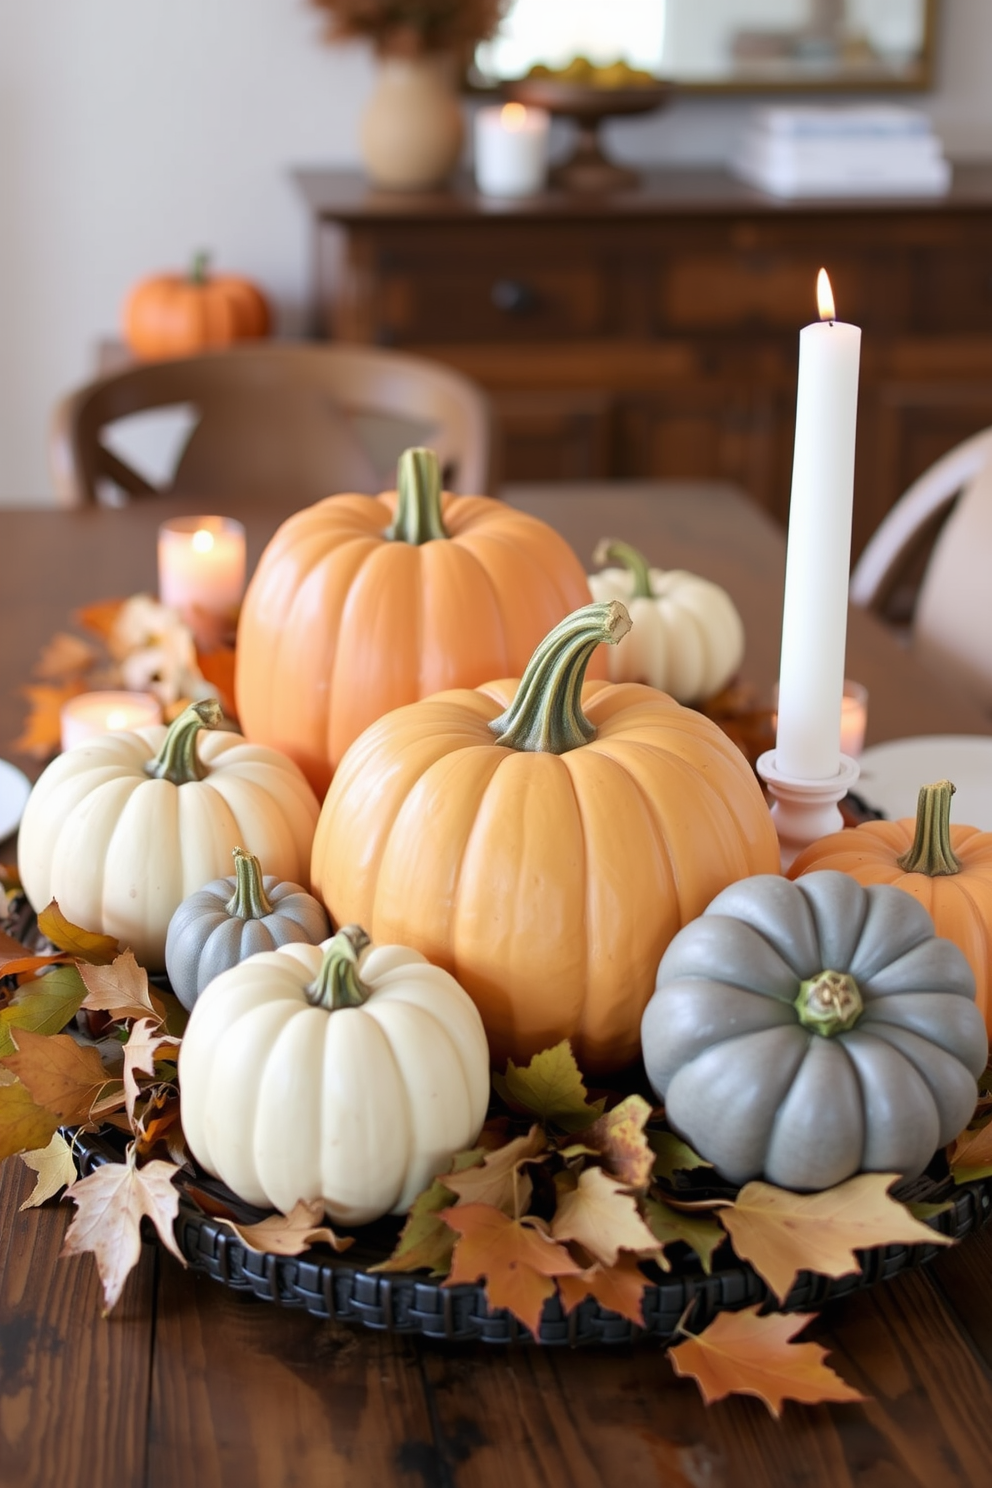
[157, 515, 246, 647]
[840, 680, 869, 759]
[60, 691, 162, 752]
[474, 102, 551, 198]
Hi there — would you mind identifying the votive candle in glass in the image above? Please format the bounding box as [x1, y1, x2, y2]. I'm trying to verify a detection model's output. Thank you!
[60, 691, 162, 752]
[474, 102, 550, 198]
[157, 515, 246, 646]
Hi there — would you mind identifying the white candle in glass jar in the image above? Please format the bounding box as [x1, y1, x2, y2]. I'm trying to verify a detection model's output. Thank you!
[157, 516, 246, 643]
[60, 690, 162, 752]
[775, 270, 862, 780]
[474, 102, 550, 198]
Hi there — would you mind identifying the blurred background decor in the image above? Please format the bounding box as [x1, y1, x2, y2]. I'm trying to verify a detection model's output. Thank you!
[121, 253, 271, 361]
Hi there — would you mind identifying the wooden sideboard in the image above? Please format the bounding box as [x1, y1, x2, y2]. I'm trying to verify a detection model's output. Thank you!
[294, 164, 992, 557]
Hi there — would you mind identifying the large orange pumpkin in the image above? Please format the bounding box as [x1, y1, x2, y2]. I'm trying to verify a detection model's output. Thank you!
[235, 447, 603, 797]
[122, 252, 271, 361]
[790, 779, 992, 1035]
[311, 600, 780, 1073]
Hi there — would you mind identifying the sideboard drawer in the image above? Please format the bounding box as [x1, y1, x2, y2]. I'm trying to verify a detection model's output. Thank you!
[656, 252, 869, 332]
[911, 250, 992, 333]
[375, 261, 611, 343]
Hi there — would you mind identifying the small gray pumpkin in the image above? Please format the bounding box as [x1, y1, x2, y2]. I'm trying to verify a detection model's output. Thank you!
[165, 847, 330, 1011]
[641, 871, 988, 1191]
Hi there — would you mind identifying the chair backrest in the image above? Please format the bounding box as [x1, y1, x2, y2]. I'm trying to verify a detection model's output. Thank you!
[49, 342, 495, 507]
[912, 458, 992, 711]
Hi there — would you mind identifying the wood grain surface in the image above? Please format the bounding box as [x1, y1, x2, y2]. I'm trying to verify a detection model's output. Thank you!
[2, 483, 991, 1487]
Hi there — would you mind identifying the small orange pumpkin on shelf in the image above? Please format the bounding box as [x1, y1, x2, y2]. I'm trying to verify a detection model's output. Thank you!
[789, 778, 992, 1035]
[122, 252, 271, 361]
[311, 599, 780, 1073]
[235, 446, 603, 797]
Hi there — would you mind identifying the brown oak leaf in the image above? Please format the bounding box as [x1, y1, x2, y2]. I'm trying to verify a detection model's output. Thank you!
[550, 1167, 659, 1267]
[61, 1145, 184, 1314]
[122, 1018, 180, 1126]
[719, 1174, 953, 1305]
[2, 1028, 111, 1124]
[443, 1204, 584, 1338]
[583, 1095, 655, 1189]
[0, 1075, 59, 1160]
[442, 1124, 549, 1218]
[78, 951, 165, 1025]
[668, 1306, 866, 1417]
[556, 1252, 648, 1327]
[19, 1132, 78, 1209]
[221, 1199, 354, 1257]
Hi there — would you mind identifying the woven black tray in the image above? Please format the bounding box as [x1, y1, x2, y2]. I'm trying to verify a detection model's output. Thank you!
[66, 1124, 992, 1348]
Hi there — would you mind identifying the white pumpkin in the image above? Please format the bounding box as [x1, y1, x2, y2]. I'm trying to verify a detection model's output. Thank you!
[178, 927, 491, 1224]
[588, 539, 745, 704]
[18, 699, 319, 972]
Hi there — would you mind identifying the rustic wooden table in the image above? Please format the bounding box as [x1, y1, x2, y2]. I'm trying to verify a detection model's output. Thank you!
[3, 482, 992, 1488]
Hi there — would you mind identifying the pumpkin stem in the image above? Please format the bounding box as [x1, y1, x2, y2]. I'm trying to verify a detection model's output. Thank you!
[593, 538, 654, 599]
[190, 251, 210, 285]
[386, 447, 449, 546]
[896, 779, 962, 876]
[794, 970, 863, 1037]
[305, 925, 373, 1012]
[144, 698, 223, 786]
[225, 847, 274, 920]
[489, 600, 632, 755]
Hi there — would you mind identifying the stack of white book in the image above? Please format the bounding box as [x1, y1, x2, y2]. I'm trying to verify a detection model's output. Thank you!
[730, 106, 951, 198]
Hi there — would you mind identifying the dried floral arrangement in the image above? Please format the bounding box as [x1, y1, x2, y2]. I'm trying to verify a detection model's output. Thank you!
[309, 0, 510, 57]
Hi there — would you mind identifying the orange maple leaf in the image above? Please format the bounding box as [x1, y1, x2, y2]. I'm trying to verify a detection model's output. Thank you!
[668, 1306, 866, 1417]
[61, 1145, 184, 1314]
[443, 1204, 584, 1338]
[557, 1253, 648, 1328]
[551, 1167, 658, 1267]
[442, 1124, 548, 1217]
[74, 598, 127, 642]
[14, 682, 87, 759]
[1, 1028, 111, 1124]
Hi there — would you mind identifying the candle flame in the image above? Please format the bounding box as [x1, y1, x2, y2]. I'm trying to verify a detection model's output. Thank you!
[817, 268, 836, 322]
[501, 102, 528, 132]
[192, 528, 215, 553]
[106, 710, 129, 730]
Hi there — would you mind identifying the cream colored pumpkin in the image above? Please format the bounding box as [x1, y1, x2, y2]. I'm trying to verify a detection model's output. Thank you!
[18, 700, 319, 973]
[178, 927, 491, 1224]
[588, 539, 745, 704]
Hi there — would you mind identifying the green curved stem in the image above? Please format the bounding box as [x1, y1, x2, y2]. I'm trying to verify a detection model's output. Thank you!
[489, 600, 631, 755]
[144, 698, 223, 786]
[305, 925, 373, 1012]
[794, 970, 863, 1037]
[386, 447, 448, 545]
[593, 538, 654, 599]
[225, 847, 273, 920]
[190, 251, 210, 285]
[896, 779, 962, 876]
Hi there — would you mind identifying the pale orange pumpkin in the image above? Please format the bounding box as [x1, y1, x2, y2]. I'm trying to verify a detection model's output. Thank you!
[122, 252, 271, 361]
[235, 447, 603, 797]
[311, 600, 780, 1073]
[790, 779, 992, 1035]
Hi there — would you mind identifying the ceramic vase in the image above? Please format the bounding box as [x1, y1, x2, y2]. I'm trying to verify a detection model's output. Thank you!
[360, 53, 464, 191]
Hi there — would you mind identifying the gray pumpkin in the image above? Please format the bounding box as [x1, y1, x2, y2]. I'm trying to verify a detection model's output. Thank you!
[641, 871, 988, 1191]
[165, 847, 330, 1011]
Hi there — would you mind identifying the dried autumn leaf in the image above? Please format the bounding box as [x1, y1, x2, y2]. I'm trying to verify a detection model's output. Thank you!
[443, 1124, 548, 1218]
[2, 1027, 110, 1124]
[643, 1195, 726, 1275]
[372, 1177, 459, 1276]
[61, 1146, 184, 1314]
[19, 1131, 78, 1209]
[74, 597, 126, 642]
[649, 1130, 713, 1184]
[948, 1121, 992, 1182]
[720, 1174, 954, 1305]
[133, 1089, 186, 1165]
[221, 1198, 354, 1257]
[551, 1167, 659, 1267]
[78, 951, 164, 1025]
[492, 1041, 606, 1133]
[34, 632, 98, 681]
[556, 1253, 648, 1328]
[584, 1095, 655, 1189]
[122, 1018, 180, 1126]
[195, 646, 238, 718]
[668, 1306, 866, 1417]
[0, 1075, 59, 1160]
[14, 682, 86, 758]
[36, 902, 119, 965]
[443, 1204, 583, 1338]
[0, 964, 89, 1058]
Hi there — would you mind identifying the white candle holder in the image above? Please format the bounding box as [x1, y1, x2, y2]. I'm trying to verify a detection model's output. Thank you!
[757, 749, 861, 870]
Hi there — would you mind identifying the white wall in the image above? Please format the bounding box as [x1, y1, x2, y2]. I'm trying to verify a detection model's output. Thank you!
[1, 0, 990, 504]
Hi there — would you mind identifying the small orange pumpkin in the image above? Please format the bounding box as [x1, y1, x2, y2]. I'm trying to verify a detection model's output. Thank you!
[311, 599, 780, 1073]
[790, 779, 992, 1035]
[235, 447, 603, 797]
[122, 252, 270, 361]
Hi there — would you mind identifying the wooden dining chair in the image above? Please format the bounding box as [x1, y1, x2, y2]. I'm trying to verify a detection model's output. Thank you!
[49, 342, 495, 508]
